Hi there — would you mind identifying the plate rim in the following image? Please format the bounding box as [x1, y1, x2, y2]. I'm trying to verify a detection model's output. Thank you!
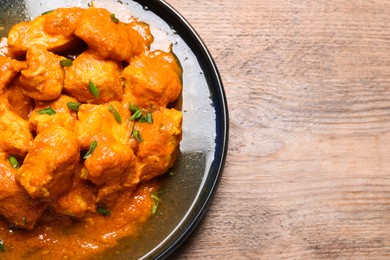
[132, 0, 229, 259]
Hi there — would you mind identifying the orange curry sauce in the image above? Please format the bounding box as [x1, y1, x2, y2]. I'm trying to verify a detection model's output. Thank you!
[0, 6, 182, 259]
[0, 183, 158, 259]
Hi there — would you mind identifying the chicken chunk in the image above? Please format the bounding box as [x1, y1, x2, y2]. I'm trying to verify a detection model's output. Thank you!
[0, 152, 46, 230]
[19, 45, 64, 101]
[43, 7, 84, 38]
[4, 78, 34, 120]
[29, 95, 79, 134]
[64, 51, 123, 103]
[7, 8, 84, 58]
[129, 107, 182, 185]
[0, 97, 33, 156]
[75, 102, 136, 200]
[129, 21, 154, 51]
[16, 126, 80, 199]
[122, 50, 182, 109]
[75, 102, 130, 148]
[53, 174, 96, 218]
[84, 140, 136, 201]
[74, 7, 143, 61]
[0, 56, 27, 92]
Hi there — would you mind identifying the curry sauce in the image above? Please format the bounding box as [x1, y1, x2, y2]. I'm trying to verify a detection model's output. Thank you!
[0, 6, 182, 259]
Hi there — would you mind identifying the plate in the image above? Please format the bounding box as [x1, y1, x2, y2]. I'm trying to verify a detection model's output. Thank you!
[0, 0, 228, 259]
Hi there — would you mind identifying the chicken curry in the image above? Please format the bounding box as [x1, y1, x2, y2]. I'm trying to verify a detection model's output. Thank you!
[0, 6, 182, 259]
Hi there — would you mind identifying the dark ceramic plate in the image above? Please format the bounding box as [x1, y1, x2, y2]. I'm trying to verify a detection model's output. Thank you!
[0, 0, 228, 259]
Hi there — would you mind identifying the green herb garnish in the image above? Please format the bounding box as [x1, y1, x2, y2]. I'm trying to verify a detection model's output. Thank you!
[130, 109, 142, 121]
[84, 140, 97, 159]
[97, 206, 111, 216]
[110, 13, 119, 23]
[60, 59, 73, 67]
[36, 107, 56, 115]
[108, 104, 122, 124]
[132, 129, 143, 142]
[151, 204, 158, 215]
[151, 193, 161, 203]
[129, 103, 138, 113]
[88, 80, 99, 98]
[8, 156, 19, 169]
[151, 192, 161, 215]
[140, 112, 153, 124]
[0, 239, 4, 252]
[67, 102, 81, 112]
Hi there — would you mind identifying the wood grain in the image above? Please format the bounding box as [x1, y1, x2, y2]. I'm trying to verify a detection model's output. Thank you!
[165, 0, 390, 259]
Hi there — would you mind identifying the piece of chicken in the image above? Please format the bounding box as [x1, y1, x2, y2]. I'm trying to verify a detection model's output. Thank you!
[74, 7, 143, 62]
[0, 56, 27, 92]
[84, 139, 136, 202]
[7, 8, 84, 58]
[75, 102, 136, 201]
[64, 51, 123, 104]
[4, 78, 34, 120]
[52, 173, 96, 218]
[127, 107, 182, 186]
[122, 50, 182, 109]
[130, 21, 154, 51]
[75, 102, 130, 148]
[19, 45, 65, 101]
[16, 126, 80, 199]
[108, 183, 158, 228]
[0, 97, 33, 156]
[0, 151, 46, 230]
[43, 7, 84, 38]
[29, 94, 79, 134]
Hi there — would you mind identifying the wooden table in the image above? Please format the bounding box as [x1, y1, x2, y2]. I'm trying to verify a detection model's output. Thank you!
[166, 0, 390, 259]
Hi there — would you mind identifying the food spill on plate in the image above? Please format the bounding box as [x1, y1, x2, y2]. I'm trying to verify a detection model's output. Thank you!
[0, 3, 182, 259]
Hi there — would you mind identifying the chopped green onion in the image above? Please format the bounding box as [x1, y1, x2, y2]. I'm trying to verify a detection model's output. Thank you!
[67, 102, 81, 111]
[110, 13, 119, 23]
[36, 107, 56, 115]
[0, 239, 4, 252]
[140, 112, 153, 124]
[60, 59, 73, 67]
[8, 156, 19, 169]
[151, 193, 161, 215]
[42, 10, 55, 15]
[146, 112, 153, 123]
[129, 103, 138, 113]
[97, 206, 111, 216]
[108, 104, 122, 123]
[84, 140, 97, 159]
[130, 103, 139, 113]
[132, 129, 143, 142]
[151, 193, 161, 203]
[88, 80, 99, 98]
[151, 203, 158, 215]
[130, 109, 142, 121]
